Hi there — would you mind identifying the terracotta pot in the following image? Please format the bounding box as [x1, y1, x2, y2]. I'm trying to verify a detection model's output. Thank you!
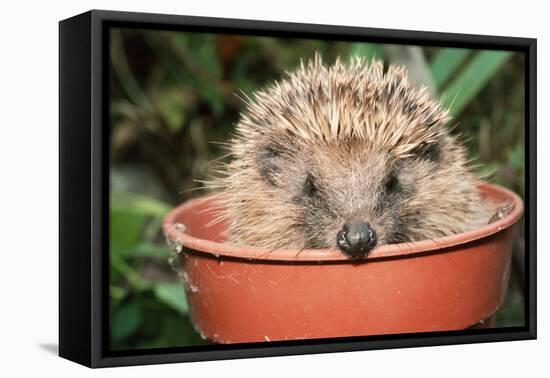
[163, 183, 523, 344]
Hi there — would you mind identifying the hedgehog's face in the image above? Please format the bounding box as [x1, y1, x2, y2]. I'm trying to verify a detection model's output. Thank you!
[256, 137, 442, 258]
[220, 58, 485, 256]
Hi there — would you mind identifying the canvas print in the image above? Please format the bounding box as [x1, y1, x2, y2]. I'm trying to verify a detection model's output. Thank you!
[109, 28, 525, 350]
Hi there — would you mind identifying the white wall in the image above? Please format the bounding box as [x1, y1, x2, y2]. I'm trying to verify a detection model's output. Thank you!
[1, 0, 546, 376]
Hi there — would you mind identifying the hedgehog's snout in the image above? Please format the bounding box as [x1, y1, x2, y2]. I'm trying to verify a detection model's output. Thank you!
[336, 222, 377, 258]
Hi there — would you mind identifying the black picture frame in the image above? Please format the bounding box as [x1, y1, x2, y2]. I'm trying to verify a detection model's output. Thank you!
[59, 9, 537, 368]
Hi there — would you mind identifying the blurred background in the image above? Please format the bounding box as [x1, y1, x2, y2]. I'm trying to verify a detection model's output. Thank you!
[109, 28, 525, 350]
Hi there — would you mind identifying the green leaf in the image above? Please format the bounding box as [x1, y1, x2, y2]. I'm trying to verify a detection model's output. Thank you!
[110, 208, 147, 257]
[111, 254, 152, 291]
[349, 43, 384, 61]
[154, 282, 189, 315]
[116, 240, 170, 259]
[440, 50, 512, 116]
[110, 285, 128, 301]
[116, 241, 171, 259]
[112, 302, 142, 341]
[430, 48, 471, 89]
[130, 242, 171, 259]
[111, 191, 171, 217]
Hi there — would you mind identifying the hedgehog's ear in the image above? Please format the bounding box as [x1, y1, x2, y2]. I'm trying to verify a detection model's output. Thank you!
[256, 146, 282, 186]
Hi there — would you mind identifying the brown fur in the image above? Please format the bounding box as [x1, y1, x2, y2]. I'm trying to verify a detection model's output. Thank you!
[208, 55, 491, 252]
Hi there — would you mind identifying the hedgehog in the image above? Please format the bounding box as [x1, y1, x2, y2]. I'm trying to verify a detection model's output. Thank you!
[208, 54, 492, 258]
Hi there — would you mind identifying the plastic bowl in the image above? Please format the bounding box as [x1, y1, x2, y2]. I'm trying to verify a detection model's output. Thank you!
[163, 183, 523, 343]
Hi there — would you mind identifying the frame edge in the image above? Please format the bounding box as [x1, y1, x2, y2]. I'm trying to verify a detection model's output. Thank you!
[59, 11, 93, 368]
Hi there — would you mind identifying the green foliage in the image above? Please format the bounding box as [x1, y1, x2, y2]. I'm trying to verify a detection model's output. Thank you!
[109, 191, 203, 349]
[154, 283, 189, 315]
[112, 302, 142, 341]
[496, 276, 525, 327]
[440, 50, 513, 116]
[110, 30, 526, 349]
[110, 208, 146, 257]
[111, 191, 170, 217]
[349, 43, 384, 61]
[429, 48, 471, 88]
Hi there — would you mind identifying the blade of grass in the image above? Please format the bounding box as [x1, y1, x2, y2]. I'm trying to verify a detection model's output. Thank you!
[385, 45, 436, 94]
[111, 254, 151, 291]
[110, 30, 151, 108]
[349, 43, 384, 61]
[430, 48, 471, 89]
[440, 50, 512, 116]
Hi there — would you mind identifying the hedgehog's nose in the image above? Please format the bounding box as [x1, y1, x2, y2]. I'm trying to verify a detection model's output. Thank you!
[336, 222, 377, 258]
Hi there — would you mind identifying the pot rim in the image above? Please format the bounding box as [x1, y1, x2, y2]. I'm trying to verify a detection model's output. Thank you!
[163, 183, 523, 262]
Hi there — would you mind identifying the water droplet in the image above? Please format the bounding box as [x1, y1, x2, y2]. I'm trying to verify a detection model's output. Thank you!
[168, 256, 181, 273]
[173, 223, 187, 232]
[189, 282, 199, 293]
[180, 271, 199, 292]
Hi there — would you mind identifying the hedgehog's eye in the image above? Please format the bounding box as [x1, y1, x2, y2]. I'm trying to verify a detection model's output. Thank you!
[256, 146, 281, 186]
[303, 174, 318, 197]
[385, 172, 400, 193]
